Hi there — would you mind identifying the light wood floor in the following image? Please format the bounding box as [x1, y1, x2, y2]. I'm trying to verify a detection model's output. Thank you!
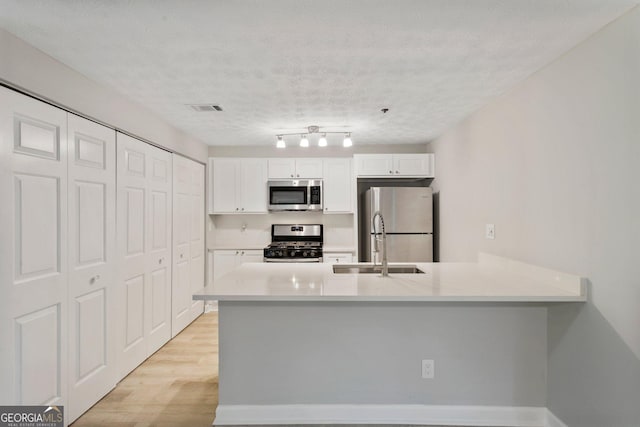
[72, 312, 219, 427]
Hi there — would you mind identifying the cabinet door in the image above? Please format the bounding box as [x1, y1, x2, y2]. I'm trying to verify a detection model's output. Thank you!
[67, 114, 116, 422]
[295, 158, 323, 178]
[354, 154, 394, 177]
[239, 159, 267, 213]
[393, 154, 434, 177]
[323, 158, 352, 213]
[323, 253, 353, 264]
[212, 158, 238, 213]
[0, 87, 68, 407]
[239, 250, 264, 264]
[213, 250, 241, 280]
[268, 158, 296, 179]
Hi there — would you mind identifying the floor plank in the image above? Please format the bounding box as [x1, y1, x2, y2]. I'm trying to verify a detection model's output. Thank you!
[71, 312, 218, 427]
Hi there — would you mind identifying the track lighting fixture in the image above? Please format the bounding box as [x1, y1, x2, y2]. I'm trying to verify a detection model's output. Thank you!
[343, 133, 353, 147]
[274, 126, 353, 148]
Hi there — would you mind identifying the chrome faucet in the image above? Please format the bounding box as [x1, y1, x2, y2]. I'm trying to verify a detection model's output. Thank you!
[371, 211, 389, 277]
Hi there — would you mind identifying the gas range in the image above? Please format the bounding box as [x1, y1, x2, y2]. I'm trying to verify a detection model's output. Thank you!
[263, 224, 323, 262]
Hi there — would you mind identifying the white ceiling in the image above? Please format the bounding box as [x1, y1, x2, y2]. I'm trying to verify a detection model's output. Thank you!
[0, 1, 635, 146]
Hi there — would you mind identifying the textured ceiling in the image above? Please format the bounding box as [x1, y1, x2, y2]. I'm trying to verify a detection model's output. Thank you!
[0, 0, 635, 146]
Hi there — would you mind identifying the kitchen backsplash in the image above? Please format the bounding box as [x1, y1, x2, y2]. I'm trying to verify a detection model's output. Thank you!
[207, 212, 355, 249]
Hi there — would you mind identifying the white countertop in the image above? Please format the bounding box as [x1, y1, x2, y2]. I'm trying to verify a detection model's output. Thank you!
[193, 253, 586, 303]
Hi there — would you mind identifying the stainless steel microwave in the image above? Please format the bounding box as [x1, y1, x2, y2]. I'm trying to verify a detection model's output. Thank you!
[267, 180, 323, 211]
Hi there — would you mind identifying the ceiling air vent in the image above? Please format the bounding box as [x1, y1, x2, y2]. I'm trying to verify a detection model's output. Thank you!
[188, 104, 223, 112]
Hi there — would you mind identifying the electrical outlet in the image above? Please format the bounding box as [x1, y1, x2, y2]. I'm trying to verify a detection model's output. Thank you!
[421, 359, 435, 379]
[485, 223, 495, 240]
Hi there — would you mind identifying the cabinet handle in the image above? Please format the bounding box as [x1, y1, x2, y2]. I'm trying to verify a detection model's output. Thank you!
[180, 253, 184, 258]
[335, 258, 339, 262]
[89, 275, 100, 285]
[236, 251, 239, 255]
[389, 170, 393, 174]
[297, 174, 300, 177]
[241, 251, 245, 255]
[235, 207, 239, 211]
[290, 174, 294, 177]
[396, 170, 399, 174]
[241, 207, 245, 211]
[158, 258, 163, 264]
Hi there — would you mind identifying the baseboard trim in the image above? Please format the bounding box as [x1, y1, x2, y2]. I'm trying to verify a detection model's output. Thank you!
[214, 404, 548, 426]
[545, 409, 569, 427]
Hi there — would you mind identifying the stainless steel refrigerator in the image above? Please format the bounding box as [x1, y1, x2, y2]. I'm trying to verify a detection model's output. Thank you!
[363, 187, 433, 262]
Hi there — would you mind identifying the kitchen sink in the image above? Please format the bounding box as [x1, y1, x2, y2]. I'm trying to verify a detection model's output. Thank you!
[332, 264, 425, 274]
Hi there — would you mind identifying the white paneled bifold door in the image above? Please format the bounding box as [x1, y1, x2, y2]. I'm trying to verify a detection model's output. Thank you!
[0, 87, 69, 408]
[66, 114, 117, 422]
[0, 88, 118, 423]
[116, 133, 173, 379]
[171, 154, 204, 337]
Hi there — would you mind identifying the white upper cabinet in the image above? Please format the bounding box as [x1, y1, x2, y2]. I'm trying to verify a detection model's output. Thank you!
[210, 158, 267, 214]
[354, 154, 434, 177]
[323, 158, 353, 213]
[268, 158, 323, 179]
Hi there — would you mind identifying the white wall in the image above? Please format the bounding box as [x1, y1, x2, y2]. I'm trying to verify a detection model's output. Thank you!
[0, 29, 208, 162]
[428, 7, 640, 426]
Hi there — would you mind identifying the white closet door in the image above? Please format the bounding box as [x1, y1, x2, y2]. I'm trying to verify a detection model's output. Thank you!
[67, 114, 116, 422]
[0, 87, 68, 406]
[146, 146, 172, 354]
[116, 133, 149, 378]
[172, 155, 204, 337]
[117, 133, 172, 377]
[188, 160, 205, 323]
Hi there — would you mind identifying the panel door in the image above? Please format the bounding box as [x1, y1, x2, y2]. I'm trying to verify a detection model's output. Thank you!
[171, 155, 204, 337]
[323, 158, 352, 213]
[239, 159, 267, 213]
[146, 145, 172, 354]
[212, 158, 238, 213]
[0, 87, 68, 406]
[393, 154, 434, 177]
[267, 158, 295, 179]
[187, 161, 205, 324]
[212, 251, 240, 280]
[116, 133, 149, 378]
[295, 158, 323, 178]
[354, 154, 394, 177]
[67, 114, 116, 422]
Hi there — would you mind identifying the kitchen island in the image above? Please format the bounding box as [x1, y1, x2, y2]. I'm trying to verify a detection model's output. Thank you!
[193, 253, 586, 426]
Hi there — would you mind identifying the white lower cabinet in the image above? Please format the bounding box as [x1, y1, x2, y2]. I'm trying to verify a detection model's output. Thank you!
[323, 253, 354, 264]
[213, 250, 263, 279]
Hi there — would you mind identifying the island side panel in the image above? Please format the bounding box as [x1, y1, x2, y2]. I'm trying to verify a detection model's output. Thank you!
[218, 301, 547, 407]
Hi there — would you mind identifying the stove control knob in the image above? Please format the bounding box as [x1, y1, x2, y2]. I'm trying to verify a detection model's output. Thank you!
[303, 251, 309, 257]
[290, 250, 296, 257]
[309, 251, 316, 257]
